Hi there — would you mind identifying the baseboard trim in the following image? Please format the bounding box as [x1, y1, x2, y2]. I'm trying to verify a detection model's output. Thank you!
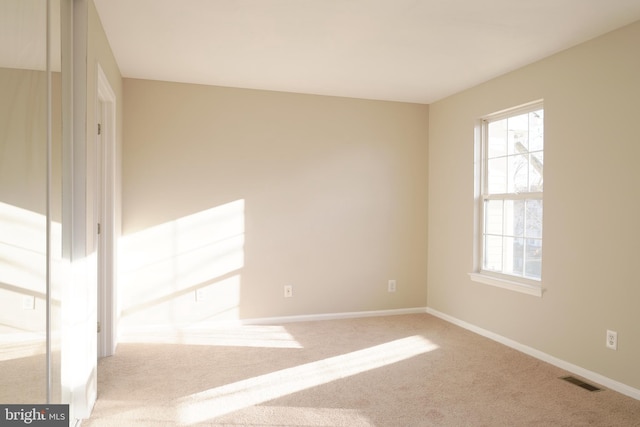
[426, 307, 640, 401]
[119, 308, 429, 336]
[241, 307, 428, 325]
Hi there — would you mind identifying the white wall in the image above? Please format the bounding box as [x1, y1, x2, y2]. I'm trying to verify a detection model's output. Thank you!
[428, 21, 640, 391]
[121, 80, 428, 329]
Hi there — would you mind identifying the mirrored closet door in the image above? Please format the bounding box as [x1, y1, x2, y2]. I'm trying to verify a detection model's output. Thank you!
[0, 0, 63, 404]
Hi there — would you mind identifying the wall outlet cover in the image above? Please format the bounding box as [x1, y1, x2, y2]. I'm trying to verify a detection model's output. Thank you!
[22, 295, 35, 310]
[284, 285, 293, 298]
[606, 330, 617, 350]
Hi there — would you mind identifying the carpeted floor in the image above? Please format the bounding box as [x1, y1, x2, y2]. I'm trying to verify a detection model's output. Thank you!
[0, 336, 47, 404]
[83, 314, 640, 426]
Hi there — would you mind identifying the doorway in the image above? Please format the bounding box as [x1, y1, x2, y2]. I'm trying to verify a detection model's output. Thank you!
[96, 64, 117, 358]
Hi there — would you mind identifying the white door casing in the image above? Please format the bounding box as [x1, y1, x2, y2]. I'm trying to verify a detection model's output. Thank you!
[96, 64, 117, 358]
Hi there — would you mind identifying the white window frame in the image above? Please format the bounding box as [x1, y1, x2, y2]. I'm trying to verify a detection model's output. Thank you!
[470, 100, 544, 297]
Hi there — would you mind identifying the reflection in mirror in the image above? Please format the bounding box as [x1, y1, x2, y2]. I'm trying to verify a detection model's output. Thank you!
[0, 0, 62, 404]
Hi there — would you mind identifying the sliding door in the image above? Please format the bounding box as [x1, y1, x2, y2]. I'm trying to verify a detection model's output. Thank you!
[0, 0, 63, 404]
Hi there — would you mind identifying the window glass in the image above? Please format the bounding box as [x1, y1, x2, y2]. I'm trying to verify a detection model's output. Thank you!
[480, 103, 543, 283]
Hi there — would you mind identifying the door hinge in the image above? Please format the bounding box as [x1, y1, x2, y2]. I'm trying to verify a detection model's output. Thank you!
[97, 123, 102, 135]
[97, 223, 101, 235]
[97, 321, 101, 333]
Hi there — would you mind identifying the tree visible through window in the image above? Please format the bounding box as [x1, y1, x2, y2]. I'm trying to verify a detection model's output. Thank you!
[481, 102, 543, 282]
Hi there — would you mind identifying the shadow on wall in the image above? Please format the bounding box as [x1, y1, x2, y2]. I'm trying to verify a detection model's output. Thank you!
[118, 199, 245, 331]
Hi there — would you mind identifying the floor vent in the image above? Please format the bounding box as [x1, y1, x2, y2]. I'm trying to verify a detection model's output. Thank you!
[560, 376, 602, 392]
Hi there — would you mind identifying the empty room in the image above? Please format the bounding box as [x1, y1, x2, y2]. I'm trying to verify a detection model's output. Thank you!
[1, 0, 640, 426]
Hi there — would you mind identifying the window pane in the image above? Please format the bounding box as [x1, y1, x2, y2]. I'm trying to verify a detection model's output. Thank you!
[529, 152, 543, 191]
[528, 109, 544, 152]
[485, 200, 503, 235]
[484, 235, 503, 272]
[525, 199, 543, 238]
[507, 154, 528, 193]
[525, 239, 542, 279]
[508, 113, 529, 155]
[488, 119, 507, 158]
[504, 199, 525, 237]
[481, 103, 543, 283]
[488, 157, 507, 193]
[503, 236, 524, 276]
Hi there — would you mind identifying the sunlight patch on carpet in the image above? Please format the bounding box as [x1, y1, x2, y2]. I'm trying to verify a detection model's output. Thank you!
[176, 335, 438, 424]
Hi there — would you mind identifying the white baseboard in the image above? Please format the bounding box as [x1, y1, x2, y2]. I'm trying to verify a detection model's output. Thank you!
[119, 307, 429, 336]
[426, 307, 640, 401]
[242, 307, 428, 325]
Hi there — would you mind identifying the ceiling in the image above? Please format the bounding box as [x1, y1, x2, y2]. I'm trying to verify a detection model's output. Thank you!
[93, 0, 640, 104]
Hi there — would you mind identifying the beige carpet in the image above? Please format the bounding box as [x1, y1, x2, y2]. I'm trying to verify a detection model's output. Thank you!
[84, 314, 640, 426]
[0, 352, 46, 403]
[0, 335, 47, 404]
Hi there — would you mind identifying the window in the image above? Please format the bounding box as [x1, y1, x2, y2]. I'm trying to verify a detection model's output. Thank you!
[471, 101, 543, 296]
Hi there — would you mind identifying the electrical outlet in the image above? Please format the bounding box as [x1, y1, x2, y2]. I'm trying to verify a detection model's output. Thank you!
[22, 295, 35, 310]
[195, 288, 206, 302]
[388, 279, 397, 293]
[606, 330, 617, 350]
[284, 285, 293, 298]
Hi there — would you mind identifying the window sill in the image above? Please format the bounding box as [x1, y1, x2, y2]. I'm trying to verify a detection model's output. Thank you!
[469, 273, 543, 297]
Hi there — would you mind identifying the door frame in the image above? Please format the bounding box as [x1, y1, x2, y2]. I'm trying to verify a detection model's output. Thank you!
[96, 64, 117, 358]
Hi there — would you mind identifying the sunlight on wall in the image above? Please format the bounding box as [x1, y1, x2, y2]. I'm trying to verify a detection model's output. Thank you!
[119, 199, 245, 328]
[0, 201, 46, 295]
[119, 324, 302, 349]
[0, 201, 61, 360]
[176, 335, 438, 424]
